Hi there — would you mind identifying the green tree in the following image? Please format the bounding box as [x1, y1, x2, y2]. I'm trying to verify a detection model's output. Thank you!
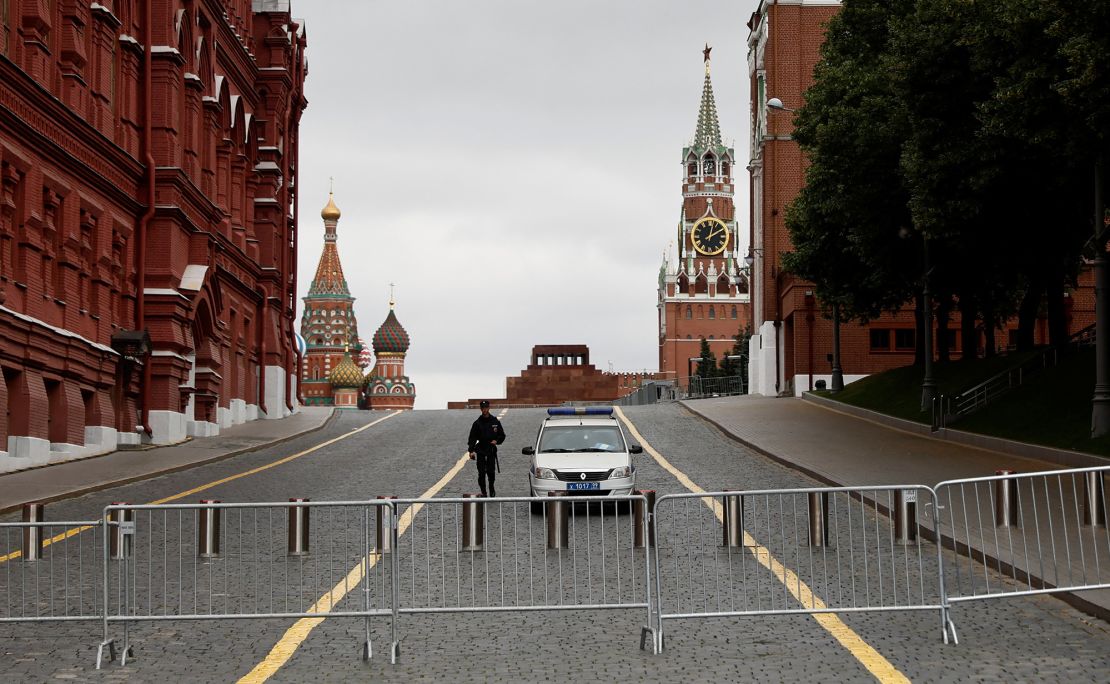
[783, 0, 920, 345]
[695, 337, 718, 378]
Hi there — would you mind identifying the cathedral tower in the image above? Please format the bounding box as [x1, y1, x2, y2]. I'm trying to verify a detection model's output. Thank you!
[658, 46, 751, 389]
[299, 193, 365, 405]
[365, 296, 416, 410]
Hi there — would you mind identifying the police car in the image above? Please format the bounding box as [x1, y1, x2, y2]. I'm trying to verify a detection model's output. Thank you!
[522, 407, 642, 512]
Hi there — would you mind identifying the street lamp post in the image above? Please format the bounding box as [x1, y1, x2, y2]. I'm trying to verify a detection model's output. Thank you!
[920, 238, 938, 412]
[830, 303, 844, 392]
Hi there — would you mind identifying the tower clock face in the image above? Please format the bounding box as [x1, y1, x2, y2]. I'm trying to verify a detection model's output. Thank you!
[691, 218, 728, 255]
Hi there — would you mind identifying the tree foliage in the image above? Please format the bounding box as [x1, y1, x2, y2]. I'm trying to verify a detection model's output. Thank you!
[783, 0, 1110, 356]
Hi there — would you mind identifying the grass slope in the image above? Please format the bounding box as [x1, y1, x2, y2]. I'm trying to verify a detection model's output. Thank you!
[819, 348, 1110, 457]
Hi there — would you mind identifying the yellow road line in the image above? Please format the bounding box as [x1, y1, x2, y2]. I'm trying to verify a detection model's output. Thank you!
[614, 406, 910, 684]
[0, 411, 401, 565]
[239, 450, 474, 684]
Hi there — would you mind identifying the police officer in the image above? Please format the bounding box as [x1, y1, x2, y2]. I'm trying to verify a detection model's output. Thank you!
[467, 400, 506, 497]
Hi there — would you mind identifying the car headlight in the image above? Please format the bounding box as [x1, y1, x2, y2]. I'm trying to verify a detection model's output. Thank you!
[610, 466, 632, 479]
[534, 467, 557, 480]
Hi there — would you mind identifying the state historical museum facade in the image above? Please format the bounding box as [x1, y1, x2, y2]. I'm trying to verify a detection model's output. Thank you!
[0, 0, 307, 470]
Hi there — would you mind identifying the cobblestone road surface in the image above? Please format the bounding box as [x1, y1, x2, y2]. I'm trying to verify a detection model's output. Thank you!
[1, 405, 1108, 682]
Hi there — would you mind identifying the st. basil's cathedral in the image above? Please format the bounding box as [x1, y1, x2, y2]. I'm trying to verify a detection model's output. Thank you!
[298, 193, 415, 410]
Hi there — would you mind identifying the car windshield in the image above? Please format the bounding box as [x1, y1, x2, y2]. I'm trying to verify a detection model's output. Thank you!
[538, 425, 626, 453]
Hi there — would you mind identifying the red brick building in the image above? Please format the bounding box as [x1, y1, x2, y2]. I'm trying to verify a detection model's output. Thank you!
[0, 0, 307, 471]
[449, 345, 659, 409]
[657, 48, 752, 389]
[744, 0, 1092, 396]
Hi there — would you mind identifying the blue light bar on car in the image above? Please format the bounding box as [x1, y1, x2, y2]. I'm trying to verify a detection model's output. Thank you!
[547, 407, 614, 416]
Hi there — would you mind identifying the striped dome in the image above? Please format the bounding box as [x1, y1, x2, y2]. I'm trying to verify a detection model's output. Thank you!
[329, 351, 364, 388]
[372, 309, 410, 354]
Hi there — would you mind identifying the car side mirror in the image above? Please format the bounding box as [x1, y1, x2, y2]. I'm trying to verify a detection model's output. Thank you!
[522, 446, 535, 455]
[630, 445, 643, 454]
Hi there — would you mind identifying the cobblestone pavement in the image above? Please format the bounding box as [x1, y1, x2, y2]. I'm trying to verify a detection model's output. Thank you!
[1, 405, 1109, 682]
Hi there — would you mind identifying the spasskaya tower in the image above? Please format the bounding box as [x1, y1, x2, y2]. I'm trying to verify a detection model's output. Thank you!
[657, 45, 750, 389]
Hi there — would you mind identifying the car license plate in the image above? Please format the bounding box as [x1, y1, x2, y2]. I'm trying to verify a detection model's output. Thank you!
[567, 482, 600, 491]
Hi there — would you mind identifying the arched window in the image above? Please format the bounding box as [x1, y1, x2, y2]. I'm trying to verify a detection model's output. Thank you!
[685, 305, 692, 319]
[708, 307, 716, 319]
[731, 306, 738, 319]
[678, 274, 689, 294]
[703, 154, 717, 176]
[709, 335, 715, 340]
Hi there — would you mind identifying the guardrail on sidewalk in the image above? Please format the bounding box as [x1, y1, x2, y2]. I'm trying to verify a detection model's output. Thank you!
[651, 486, 955, 652]
[935, 466, 1110, 608]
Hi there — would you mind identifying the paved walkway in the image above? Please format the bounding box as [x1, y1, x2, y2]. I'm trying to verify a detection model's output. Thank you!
[0, 406, 334, 513]
[682, 394, 1110, 620]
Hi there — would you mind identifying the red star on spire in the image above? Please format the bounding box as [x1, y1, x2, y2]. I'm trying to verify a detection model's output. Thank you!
[703, 43, 712, 63]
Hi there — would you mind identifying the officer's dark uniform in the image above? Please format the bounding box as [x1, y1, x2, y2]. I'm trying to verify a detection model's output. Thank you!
[467, 403, 506, 497]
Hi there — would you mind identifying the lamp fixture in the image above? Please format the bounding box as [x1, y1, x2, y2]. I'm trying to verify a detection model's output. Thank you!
[766, 97, 796, 113]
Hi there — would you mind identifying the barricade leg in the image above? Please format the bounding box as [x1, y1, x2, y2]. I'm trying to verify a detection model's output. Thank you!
[634, 490, 656, 549]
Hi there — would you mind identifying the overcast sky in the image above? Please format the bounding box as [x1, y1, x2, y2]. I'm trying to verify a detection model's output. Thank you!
[294, 1, 759, 409]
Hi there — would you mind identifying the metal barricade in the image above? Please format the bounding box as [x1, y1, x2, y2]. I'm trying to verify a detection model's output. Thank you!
[389, 495, 655, 656]
[0, 515, 105, 625]
[935, 466, 1110, 609]
[100, 500, 398, 666]
[651, 486, 951, 652]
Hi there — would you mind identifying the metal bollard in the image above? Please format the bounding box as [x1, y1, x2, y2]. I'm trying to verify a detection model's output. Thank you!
[994, 470, 1020, 528]
[376, 496, 397, 554]
[546, 492, 569, 550]
[633, 490, 656, 549]
[807, 492, 830, 547]
[461, 493, 484, 552]
[21, 502, 44, 562]
[1083, 471, 1106, 527]
[197, 499, 221, 558]
[108, 503, 133, 560]
[288, 498, 310, 556]
[893, 489, 918, 545]
[722, 491, 744, 548]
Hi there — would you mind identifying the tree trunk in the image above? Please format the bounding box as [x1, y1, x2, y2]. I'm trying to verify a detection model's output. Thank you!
[1016, 281, 1041, 351]
[1046, 273, 1068, 347]
[983, 300, 997, 358]
[914, 294, 925, 366]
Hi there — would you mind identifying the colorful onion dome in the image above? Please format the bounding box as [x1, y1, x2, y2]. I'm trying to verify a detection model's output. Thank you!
[321, 192, 341, 221]
[329, 351, 363, 388]
[372, 309, 410, 354]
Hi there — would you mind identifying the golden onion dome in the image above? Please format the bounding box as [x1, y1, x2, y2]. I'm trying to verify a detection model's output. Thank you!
[321, 193, 341, 221]
[329, 351, 363, 388]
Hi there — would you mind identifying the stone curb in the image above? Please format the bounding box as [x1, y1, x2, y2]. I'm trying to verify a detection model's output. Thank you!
[802, 392, 1110, 469]
[0, 409, 338, 515]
